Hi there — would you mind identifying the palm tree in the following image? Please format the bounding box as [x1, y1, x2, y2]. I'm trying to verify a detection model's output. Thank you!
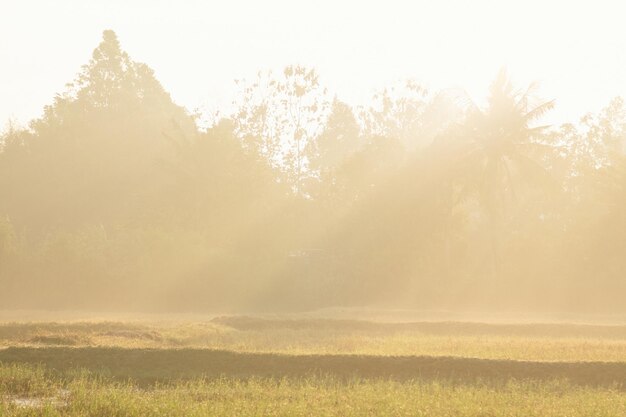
[456, 69, 555, 279]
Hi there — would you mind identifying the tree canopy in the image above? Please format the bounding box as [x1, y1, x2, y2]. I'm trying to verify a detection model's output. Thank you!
[1, 31, 625, 312]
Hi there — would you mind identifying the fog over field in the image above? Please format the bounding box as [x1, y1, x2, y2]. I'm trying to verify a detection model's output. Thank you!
[3, 3, 626, 415]
[2, 12, 626, 313]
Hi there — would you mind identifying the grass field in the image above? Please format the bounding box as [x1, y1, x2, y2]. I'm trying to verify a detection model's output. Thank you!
[2, 315, 626, 416]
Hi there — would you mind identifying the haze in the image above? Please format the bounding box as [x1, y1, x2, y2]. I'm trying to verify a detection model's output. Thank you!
[2, 0, 626, 127]
[4, 4, 626, 415]
[2, 1, 626, 315]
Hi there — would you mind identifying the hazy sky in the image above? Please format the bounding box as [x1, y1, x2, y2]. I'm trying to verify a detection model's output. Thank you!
[2, 0, 626, 129]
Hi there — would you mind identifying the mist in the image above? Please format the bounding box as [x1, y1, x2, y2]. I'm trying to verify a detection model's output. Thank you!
[1, 27, 626, 316]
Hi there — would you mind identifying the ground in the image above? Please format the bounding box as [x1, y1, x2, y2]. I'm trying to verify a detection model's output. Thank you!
[1, 311, 626, 416]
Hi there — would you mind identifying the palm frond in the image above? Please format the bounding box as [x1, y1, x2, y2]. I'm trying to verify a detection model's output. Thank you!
[524, 100, 555, 124]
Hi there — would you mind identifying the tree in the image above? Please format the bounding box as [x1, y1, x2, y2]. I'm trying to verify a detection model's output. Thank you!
[233, 65, 330, 193]
[1, 30, 197, 229]
[453, 69, 555, 280]
[358, 79, 457, 151]
[304, 98, 361, 200]
[307, 98, 360, 174]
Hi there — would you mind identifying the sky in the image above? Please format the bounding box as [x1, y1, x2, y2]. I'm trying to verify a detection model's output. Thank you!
[2, 0, 626, 129]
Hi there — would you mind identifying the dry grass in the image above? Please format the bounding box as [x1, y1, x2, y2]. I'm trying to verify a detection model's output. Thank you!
[3, 317, 626, 362]
[2, 317, 626, 416]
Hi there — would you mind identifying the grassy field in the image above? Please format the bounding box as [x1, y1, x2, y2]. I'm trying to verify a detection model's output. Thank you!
[2, 315, 626, 416]
[4, 316, 626, 361]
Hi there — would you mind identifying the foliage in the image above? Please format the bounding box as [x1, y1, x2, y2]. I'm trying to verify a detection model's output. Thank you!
[1, 31, 626, 312]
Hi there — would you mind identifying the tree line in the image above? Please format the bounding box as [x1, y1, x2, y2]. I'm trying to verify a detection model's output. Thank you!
[1, 30, 625, 312]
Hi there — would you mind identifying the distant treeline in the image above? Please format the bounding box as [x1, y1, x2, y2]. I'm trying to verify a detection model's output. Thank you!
[1, 31, 625, 312]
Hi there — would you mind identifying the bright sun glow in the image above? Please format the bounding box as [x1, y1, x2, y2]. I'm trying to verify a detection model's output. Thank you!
[2, 0, 626, 127]
[3, 3, 626, 415]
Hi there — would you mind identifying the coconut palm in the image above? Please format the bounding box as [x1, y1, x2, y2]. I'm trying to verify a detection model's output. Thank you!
[456, 69, 555, 279]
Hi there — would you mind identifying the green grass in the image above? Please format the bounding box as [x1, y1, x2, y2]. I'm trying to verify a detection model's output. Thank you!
[2, 316, 626, 416]
[1, 364, 625, 417]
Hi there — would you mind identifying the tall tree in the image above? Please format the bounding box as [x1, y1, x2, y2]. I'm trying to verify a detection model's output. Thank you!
[233, 65, 330, 193]
[1, 30, 196, 229]
[455, 69, 555, 280]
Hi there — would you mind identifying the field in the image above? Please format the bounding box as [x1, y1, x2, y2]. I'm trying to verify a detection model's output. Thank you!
[1, 313, 626, 416]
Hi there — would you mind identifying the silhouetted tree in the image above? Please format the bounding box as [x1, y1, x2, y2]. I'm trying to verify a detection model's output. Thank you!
[454, 70, 555, 280]
[233, 65, 330, 193]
